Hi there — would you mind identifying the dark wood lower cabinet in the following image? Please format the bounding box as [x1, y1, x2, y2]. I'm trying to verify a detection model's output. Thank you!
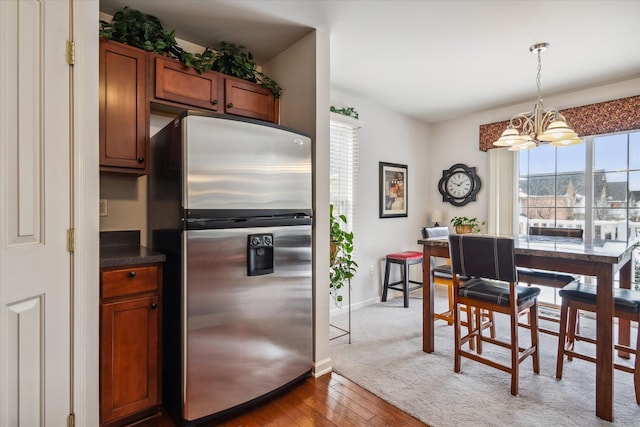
[100, 264, 162, 426]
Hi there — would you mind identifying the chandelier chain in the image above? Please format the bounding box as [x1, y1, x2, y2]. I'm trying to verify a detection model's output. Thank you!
[536, 49, 542, 101]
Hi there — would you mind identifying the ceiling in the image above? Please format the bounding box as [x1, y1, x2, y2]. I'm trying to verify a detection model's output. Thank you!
[99, 0, 640, 124]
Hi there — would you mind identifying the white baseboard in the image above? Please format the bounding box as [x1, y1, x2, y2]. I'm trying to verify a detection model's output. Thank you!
[313, 357, 333, 377]
[329, 296, 382, 315]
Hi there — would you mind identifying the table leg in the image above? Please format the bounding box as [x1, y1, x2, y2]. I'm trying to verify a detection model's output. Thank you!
[618, 260, 632, 358]
[595, 265, 614, 422]
[423, 246, 434, 353]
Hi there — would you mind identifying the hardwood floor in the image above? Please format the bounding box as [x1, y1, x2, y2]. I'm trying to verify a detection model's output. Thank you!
[131, 372, 429, 426]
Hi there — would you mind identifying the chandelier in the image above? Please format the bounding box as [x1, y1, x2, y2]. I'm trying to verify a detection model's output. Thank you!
[493, 43, 582, 151]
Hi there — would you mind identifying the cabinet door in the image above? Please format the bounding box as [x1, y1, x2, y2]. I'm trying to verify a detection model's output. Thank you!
[100, 295, 159, 424]
[99, 40, 148, 174]
[155, 57, 221, 111]
[224, 78, 275, 122]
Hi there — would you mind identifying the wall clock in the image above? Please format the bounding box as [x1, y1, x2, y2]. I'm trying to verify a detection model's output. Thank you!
[438, 163, 481, 207]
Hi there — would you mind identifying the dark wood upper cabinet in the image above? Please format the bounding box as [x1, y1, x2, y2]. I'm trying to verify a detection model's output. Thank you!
[224, 78, 276, 123]
[153, 56, 278, 123]
[99, 40, 280, 175]
[154, 57, 222, 111]
[99, 40, 149, 175]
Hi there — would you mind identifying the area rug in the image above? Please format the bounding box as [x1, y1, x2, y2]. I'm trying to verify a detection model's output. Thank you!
[329, 290, 640, 426]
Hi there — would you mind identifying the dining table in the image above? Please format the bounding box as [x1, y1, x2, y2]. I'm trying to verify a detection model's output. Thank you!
[418, 234, 638, 422]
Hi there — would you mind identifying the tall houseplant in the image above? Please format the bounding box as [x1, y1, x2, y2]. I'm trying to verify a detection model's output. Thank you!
[330, 204, 358, 307]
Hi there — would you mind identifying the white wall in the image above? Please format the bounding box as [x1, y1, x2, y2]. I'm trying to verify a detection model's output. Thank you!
[330, 89, 431, 309]
[429, 77, 640, 228]
[329, 77, 640, 311]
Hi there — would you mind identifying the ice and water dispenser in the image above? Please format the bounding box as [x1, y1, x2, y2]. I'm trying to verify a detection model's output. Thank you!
[247, 233, 274, 276]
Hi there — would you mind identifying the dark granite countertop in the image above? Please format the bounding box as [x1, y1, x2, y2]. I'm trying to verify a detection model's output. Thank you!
[100, 230, 166, 269]
[417, 234, 638, 264]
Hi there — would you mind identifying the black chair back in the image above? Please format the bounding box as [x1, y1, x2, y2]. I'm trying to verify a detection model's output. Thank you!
[448, 235, 517, 283]
[421, 226, 450, 239]
[529, 226, 583, 238]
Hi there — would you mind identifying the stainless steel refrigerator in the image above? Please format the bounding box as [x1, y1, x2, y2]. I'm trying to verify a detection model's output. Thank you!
[149, 112, 313, 425]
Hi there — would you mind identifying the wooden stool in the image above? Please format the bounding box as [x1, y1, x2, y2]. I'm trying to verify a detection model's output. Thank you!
[382, 251, 423, 308]
[556, 282, 640, 403]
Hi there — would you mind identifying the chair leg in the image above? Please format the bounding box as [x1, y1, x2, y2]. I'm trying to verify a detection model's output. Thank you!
[403, 261, 409, 308]
[510, 308, 520, 396]
[382, 259, 391, 302]
[465, 305, 476, 351]
[454, 301, 462, 373]
[566, 304, 578, 361]
[555, 299, 570, 379]
[447, 283, 454, 325]
[485, 309, 497, 339]
[634, 323, 640, 405]
[475, 307, 483, 354]
[530, 300, 540, 374]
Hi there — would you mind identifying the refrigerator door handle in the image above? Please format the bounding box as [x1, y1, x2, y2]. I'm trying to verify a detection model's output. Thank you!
[247, 233, 274, 276]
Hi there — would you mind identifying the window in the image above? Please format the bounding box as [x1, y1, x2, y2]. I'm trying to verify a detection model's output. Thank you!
[518, 130, 640, 291]
[329, 113, 361, 232]
[518, 143, 586, 233]
[592, 132, 640, 241]
[519, 130, 640, 241]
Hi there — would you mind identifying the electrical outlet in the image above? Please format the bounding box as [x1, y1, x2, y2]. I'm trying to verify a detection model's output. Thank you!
[369, 264, 374, 275]
[99, 199, 108, 217]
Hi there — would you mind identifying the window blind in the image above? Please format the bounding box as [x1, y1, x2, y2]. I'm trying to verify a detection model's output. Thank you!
[329, 113, 362, 232]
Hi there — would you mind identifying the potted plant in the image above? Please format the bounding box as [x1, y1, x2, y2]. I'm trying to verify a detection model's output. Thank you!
[99, 7, 281, 97]
[450, 216, 484, 234]
[211, 42, 282, 98]
[330, 204, 358, 307]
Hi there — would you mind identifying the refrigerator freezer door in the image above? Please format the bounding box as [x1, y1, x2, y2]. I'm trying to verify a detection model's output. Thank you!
[182, 225, 312, 421]
[183, 115, 312, 210]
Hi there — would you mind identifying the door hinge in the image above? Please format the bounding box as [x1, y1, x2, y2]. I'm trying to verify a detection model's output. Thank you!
[66, 40, 75, 65]
[67, 413, 75, 427]
[67, 228, 75, 253]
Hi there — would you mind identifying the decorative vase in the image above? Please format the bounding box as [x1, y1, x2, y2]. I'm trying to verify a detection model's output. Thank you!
[455, 225, 473, 234]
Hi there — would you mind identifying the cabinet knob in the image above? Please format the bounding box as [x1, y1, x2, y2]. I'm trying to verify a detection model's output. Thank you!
[212, 99, 218, 105]
[150, 302, 158, 310]
[128, 271, 136, 278]
[137, 157, 145, 163]
[227, 103, 233, 109]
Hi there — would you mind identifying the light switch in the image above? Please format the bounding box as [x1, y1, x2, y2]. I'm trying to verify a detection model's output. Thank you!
[99, 199, 108, 217]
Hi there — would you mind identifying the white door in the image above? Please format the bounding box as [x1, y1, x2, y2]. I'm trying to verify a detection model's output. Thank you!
[0, 1, 72, 425]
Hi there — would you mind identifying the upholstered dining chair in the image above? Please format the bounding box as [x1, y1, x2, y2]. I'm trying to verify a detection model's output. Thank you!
[422, 227, 495, 346]
[517, 226, 583, 336]
[422, 227, 460, 323]
[556, 282, 640, 403]
[449, 234, 541, 396]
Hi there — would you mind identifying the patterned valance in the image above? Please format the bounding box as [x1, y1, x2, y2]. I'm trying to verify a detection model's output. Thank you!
[479, 95, 640, 151]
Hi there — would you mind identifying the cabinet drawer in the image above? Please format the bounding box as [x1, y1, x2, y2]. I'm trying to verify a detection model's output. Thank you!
[101, 265, 158, 299]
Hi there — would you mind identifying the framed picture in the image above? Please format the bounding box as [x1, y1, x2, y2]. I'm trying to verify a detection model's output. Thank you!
[379, 162, 408, 218]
